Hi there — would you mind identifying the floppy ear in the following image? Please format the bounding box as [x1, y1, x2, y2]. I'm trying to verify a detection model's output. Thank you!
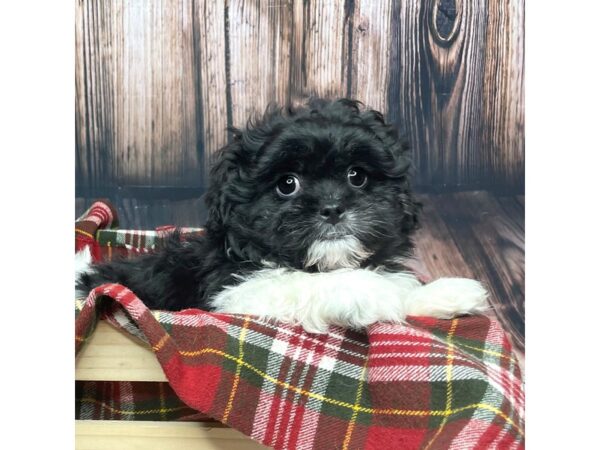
[359, 108, 421, 233]
[204, 107, 291, 236]
[204, 131, 248, 236]
[359, 109, 411, 173]
[204, 123, 284, 262]
[399, 190, 421, 234]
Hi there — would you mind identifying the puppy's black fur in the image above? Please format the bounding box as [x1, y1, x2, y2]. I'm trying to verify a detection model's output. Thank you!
[77, 98, 420, 311]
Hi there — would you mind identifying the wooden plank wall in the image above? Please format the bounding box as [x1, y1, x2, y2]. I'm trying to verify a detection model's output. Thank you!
[76, 0, 524, 195]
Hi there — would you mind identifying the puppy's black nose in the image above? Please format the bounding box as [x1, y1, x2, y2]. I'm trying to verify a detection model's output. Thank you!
[320, 204, 346, 225]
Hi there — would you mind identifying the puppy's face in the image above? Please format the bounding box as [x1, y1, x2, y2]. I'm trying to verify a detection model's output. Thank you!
[205, 99, 419, 271]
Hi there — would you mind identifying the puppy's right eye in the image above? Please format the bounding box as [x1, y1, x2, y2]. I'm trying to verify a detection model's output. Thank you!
[276, 175, 300, 197]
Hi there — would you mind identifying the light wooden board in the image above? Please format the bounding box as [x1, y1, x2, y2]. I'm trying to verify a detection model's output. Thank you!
[76, 420, 267, 449]
[76, 321, 167, 382]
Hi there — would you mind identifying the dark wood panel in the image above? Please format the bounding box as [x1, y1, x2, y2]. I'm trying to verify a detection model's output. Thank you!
[481, 0, 525, 189]
[429, 191, 524, 352]
[75, 0, 203, 189]
[387, 0, 524, 190]
[75, 0, 118, 189]
[300, 0, 351, 99]
[76, 0, 524, 195]
[496, 195, 524, 233]
[194, 0, 228, 170]
[411, 193, 476, 281]
[516, 195, 524, 208]
[227, 0, 293, 127]
[412, 191, 524, 367]
[348, 0, 394, 113]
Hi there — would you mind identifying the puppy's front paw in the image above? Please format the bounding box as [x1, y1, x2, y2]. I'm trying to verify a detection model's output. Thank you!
[211, 268, 420, 333]
[405, 278, 489, 319]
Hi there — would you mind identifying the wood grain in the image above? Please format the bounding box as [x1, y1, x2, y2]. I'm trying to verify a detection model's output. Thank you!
[496, 195, 524, 233]
[76, 321, 167, 382]
[76, 0, 524, 193]
[387, 0, 524, 190]
[429, 191, 524, 352]
[121, 0, 202, 186]
[288, 0, 305, 104]
[411, 193, 476, 281]
[300, 0, 350, 99]
[75, 0, 88, 187]
[227, 0, 293, 128]
[412, 191, 525, 367]
[75, 0, 118, 190]
[349, 0, 394, 113]
[76, 0, 203, 189]
[481, 0, 525, 189]
[194, 0, 229, 169]
[76, 420, 267, 449]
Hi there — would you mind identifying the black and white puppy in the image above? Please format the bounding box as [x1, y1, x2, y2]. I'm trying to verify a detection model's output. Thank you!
[76, 98, 488, 333]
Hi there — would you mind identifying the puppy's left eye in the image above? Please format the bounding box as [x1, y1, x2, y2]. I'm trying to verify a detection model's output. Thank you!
[276, 174, 301, 197]
[347, 167, 368, 188]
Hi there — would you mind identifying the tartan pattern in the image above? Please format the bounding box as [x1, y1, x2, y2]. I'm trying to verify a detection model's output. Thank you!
[75, 201, 524, 448]
[75, 284, 525, 450]
[75, 200, 204, 262]
[75, 380, 210, 422]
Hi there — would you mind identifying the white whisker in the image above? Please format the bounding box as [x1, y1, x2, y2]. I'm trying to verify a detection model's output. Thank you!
[304, 236, 372, 271]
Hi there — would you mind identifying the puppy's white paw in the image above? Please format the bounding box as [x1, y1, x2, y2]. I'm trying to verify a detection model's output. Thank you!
[211, 268, 421, 334]
[405, 278, 489, 319]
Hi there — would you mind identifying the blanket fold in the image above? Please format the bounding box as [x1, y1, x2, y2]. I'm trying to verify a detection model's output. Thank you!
[75, 284, 524, 450]
[75, 200, 524, 449]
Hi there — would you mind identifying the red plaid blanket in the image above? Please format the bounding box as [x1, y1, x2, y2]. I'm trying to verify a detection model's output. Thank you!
[75, 380, 208, 422]
[75, 200, 204, 261]
[75, 201, 525, 449]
